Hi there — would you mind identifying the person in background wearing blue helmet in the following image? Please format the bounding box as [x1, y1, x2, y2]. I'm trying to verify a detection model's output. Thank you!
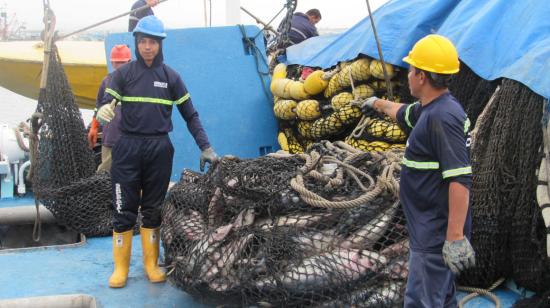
[97, 15, 218, 288]
[128, 0, 158, 32]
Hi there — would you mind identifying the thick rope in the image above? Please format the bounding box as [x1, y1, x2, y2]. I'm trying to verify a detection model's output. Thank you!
[322, 67, 340, 81]
[349, 116, 372, 139]
[457, 278, 505, 308]
[290, 142, 402, 209]
[471, 86, 500, 152]
[290, 174, 383, 209]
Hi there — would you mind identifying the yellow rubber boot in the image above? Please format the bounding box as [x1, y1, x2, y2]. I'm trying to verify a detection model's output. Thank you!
[108, 230, 133, 288]
[140, 227, 166, 283]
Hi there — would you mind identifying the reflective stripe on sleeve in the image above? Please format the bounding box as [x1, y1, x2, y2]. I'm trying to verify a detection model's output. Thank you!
[401, 157, 440, 170]
[121, 96, 173, 106]
[174, 93, 190, 105]
[405, 102, 419, 129]
[442, 166, 472, 179]
[105, 88, 122, 100]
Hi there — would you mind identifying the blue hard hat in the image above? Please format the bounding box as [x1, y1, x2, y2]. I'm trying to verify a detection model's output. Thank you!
[133, 15, 167, 39]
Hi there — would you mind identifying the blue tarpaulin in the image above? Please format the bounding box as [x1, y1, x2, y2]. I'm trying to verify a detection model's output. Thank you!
[286, 0, 550, 99]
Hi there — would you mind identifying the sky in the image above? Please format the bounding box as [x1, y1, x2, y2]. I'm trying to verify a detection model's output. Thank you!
[2, 0, 389, 34]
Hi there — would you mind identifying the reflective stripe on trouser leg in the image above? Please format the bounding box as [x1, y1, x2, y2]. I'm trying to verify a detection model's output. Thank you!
[111, 136, 142, 232]
[140, 135, 174, 229]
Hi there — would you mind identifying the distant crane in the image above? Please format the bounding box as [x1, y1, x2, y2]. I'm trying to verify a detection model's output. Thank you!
[0, 6, 26, 41]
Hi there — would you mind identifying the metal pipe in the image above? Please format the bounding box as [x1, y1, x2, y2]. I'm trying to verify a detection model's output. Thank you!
[240, 6, 278, 35]
[12, 162, 18, 186]
[57, 0, 170, 41]
[0, 205, 56, 225]
[365, 0, 394, 100]
[18, 160, 30, 195]
[0, 294, 96, 308]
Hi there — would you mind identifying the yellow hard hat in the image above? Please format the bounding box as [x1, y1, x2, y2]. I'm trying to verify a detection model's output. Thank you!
[403, 34, 460, 74]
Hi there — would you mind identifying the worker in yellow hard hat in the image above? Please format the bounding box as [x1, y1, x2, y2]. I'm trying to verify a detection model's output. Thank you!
[357, 34, 475, 307]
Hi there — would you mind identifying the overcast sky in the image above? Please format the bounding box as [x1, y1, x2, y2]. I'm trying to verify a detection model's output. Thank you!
[2, 0, 389, 34]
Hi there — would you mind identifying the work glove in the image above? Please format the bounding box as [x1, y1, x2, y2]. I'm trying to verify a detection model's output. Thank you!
[96, 99, 118, 125]
[352, 96, 379, 114]
[442, 237, 476, 275]
[87, 117, 100, 149]
[200, 147, 218, 172]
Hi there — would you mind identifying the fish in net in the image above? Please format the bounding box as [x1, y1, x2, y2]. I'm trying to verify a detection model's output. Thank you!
[162, 142, 409, 307]
[30, 44, 115, 237]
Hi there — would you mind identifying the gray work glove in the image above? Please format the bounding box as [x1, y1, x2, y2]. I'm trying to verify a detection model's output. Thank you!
[96, 99, 118, 125]
[442, 237, 476, 275]
[352, 96, 379, 114]
[200, 147, 218, 172]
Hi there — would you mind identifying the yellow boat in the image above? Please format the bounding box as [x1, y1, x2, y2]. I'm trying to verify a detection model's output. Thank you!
[0, 41, 107, 110]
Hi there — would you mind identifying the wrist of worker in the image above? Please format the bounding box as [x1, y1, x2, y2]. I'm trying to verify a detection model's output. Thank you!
[446, 230, 464, 242]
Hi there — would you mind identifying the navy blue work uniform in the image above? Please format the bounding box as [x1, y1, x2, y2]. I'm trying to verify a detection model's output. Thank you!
[395, 93, 472, 308]
[277, 12, 318, 47]
[103, 39, 211, 232]
[96, 74, 122, 147]
[129, 0, 154, 32]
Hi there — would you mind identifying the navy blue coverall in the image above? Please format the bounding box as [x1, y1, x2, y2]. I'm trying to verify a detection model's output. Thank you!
[96, 74, 122, 147]
[395, 93, 472, 307]
[103, 39, 210, 232]
[277, 12, 319, 47]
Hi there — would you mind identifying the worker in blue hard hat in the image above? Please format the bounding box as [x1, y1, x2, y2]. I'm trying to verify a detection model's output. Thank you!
[128, 0, 158, 32]
[97, 15, 218, 288]
[357, 34, 475, 307]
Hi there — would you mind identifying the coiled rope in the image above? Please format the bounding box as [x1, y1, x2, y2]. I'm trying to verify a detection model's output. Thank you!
[289, 141, 402, 209]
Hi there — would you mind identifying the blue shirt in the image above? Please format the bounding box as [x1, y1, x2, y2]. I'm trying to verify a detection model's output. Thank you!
[103, 54, 211, 151]
[278, 13, 319, 46]
[96, 74, 122, 147]
[396, 92, 472, 253]
[129, 0, 154, 32]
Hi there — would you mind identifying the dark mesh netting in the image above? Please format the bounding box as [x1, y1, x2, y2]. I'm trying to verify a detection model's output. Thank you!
[31, 46, 115, 236]
[458, 79, 550, 292]
[449, 63, 500, 125]
[512, 289, 550, 308]
[162, 142, 409, 307]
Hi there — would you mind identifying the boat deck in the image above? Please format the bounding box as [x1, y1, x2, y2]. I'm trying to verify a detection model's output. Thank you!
[0, 199, 527, 307]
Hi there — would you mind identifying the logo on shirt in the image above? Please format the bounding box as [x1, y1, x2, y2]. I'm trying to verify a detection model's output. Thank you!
[153, 81, 168, 88]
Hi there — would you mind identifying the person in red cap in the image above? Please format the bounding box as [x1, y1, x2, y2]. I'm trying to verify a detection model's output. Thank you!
[88, 44, 132, 172]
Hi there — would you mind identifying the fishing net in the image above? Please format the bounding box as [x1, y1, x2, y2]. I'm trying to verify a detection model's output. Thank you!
[512, 289, 550, 308]
[458, 79, 550, 292]
[449, 63, 500, 125]
[30, 45, 115, 237]
[162, 141, 409, 307]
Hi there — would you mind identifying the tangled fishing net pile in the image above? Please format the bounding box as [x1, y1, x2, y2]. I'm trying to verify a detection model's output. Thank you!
[162, 142, 409, 307]
[31, 45, 114, 236]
